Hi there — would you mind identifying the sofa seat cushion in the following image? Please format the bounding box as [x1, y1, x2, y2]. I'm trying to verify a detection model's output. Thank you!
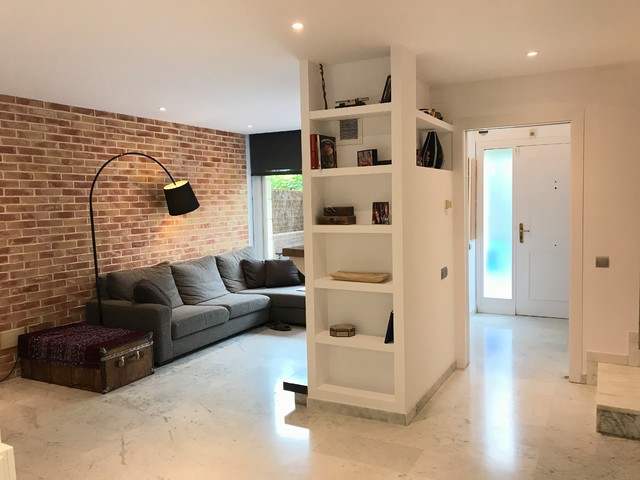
[171, 305, 229, 339]
[198, 293, 270, 319]
[171, 255, 229, 304]
[238, 286, 305, 309]
[107, 262, 183, 308]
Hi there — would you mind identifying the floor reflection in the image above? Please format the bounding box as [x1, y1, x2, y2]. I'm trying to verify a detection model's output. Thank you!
[483, 326, 515, 471]
[273, 362, 309, 441]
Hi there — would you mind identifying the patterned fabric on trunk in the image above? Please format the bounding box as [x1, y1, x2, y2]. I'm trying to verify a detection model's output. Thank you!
[18, 323, 148, 368]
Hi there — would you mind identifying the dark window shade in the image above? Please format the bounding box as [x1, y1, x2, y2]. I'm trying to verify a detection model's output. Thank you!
[249, 130, 302, 176]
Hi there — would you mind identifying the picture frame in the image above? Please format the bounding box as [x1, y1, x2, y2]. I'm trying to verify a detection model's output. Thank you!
[357, 149, 377, 167]
[372, 201, 390, 225]
[380, 75, 391, 103]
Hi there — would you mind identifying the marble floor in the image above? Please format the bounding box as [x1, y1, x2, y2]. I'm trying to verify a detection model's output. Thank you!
[1, 313, 640, 479]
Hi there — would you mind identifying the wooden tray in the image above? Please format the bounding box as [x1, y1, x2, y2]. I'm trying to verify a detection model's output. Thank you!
[329, 271, 390, 283]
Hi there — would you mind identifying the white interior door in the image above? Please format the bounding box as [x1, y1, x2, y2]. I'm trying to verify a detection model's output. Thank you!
[514, 144, 570, 318]
[475, 134, 570, 318]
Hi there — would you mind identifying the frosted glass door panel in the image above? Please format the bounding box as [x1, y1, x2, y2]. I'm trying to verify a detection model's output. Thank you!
[482, 148, 513, 300]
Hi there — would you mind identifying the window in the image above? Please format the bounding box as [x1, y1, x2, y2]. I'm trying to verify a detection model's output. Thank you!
[253, 174, 303, 259]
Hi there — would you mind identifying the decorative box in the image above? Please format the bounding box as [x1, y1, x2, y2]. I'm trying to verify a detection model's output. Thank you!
[329, 324, 356, 337]
[323, 206, 355, 216]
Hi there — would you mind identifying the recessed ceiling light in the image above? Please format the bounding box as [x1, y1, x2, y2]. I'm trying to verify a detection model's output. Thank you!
[292, 22, 304, 31]
[527, 51, 538, 57]
[247, 125, 253, 128]
[158, 107, 167, 111]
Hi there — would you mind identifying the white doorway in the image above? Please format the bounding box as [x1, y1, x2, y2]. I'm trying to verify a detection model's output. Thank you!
[473, 124, 570, 318]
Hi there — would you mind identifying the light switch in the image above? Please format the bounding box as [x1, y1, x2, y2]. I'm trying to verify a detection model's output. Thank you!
[595, 256, 610, 268]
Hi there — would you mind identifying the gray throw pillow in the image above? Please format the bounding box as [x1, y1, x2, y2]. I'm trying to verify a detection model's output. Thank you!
[215, 246, 256, 293]
[133, 279, 172, 307]
[107, 262, 184, 308]
[241, 259, 266, 289]
[171, 255, 229, 304]
[264, 259, 301, 288]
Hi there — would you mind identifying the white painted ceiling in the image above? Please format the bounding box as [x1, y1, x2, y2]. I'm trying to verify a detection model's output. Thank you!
[2, 0, 639, 134]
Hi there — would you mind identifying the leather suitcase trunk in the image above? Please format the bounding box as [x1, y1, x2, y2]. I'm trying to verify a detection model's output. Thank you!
[19, 324, 154, 394]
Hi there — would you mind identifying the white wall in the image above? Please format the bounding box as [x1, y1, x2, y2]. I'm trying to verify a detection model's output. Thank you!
[433, 62, 640, 373]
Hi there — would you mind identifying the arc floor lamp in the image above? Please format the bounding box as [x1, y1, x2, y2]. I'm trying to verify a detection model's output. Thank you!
[89, 151, 200, 325]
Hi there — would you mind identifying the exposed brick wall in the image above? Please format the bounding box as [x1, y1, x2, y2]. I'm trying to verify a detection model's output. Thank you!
[0, 94, 249, 379]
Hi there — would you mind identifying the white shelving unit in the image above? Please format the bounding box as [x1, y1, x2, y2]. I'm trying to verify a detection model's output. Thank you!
[300, 46, 457, 424]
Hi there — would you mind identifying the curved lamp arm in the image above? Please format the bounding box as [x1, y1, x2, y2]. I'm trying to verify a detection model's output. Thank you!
[90, 151, 199, 325]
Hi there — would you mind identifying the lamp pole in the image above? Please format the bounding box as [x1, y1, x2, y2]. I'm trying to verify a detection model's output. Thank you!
[89, 152, 199, 325]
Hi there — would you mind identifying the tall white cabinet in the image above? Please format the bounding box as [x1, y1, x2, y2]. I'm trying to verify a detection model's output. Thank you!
[301, 46, 457, 424]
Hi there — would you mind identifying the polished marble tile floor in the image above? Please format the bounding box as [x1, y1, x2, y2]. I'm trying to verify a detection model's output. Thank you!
[1, 314, 639, 479]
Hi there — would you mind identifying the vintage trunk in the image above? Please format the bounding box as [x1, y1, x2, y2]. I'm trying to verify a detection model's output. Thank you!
[18, 324, 153, 394]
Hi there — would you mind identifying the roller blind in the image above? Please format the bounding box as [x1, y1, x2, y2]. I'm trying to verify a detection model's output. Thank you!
[249, 130, 302, 176]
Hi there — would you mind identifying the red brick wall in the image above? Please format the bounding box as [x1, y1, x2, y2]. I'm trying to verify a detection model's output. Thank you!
[0, 94, 249, 379]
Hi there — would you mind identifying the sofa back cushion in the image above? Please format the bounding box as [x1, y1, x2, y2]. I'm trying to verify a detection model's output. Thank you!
[264, 259, 301, 288]
[215, 246, 256, 293]
[171, 255, 229, 304]
[133, 279, 173, 307]
[240, 259, 266, 289]
[107, 262, 184, 308]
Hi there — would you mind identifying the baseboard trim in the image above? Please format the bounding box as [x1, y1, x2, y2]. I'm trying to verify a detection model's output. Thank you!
[405, 359, 457, 425]
[308, 359, 457, 426]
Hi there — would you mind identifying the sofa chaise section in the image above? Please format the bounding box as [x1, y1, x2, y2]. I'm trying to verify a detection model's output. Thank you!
[216, 247, 306, 327]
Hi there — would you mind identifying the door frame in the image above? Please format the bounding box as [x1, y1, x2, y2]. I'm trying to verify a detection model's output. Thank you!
[452, 110, 585, 383]
[475, 136, 571, 316]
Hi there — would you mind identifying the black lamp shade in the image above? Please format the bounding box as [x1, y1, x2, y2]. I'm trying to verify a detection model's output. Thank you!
[163, 180, 200, 215]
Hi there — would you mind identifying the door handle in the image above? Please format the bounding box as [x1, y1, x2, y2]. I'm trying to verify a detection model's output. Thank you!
[519, 223, 530, 243]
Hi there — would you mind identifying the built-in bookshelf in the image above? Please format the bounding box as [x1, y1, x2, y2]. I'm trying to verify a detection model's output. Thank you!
[300, 46, 457, 424]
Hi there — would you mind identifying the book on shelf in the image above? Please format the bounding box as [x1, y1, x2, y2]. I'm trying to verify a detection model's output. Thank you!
[317, 215, 356, 225]
[310, 134, 338, 169]
[310, 133, 320, 169]
[319, 135, 337, 168]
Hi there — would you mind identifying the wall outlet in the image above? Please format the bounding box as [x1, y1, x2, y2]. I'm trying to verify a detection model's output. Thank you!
[595, 256, 610, 268]
[0, 327, 26, 350]
[441, 266, 448, 280]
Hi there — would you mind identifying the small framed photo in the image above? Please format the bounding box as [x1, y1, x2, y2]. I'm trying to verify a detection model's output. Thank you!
[372, 201, 390, 225]
[357, 149, 377, 167]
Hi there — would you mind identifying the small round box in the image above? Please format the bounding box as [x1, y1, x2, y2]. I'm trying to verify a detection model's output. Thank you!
[329, 324, 356, 337]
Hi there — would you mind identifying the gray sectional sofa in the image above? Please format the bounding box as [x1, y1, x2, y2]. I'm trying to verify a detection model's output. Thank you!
[86, 247, 305, 365]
